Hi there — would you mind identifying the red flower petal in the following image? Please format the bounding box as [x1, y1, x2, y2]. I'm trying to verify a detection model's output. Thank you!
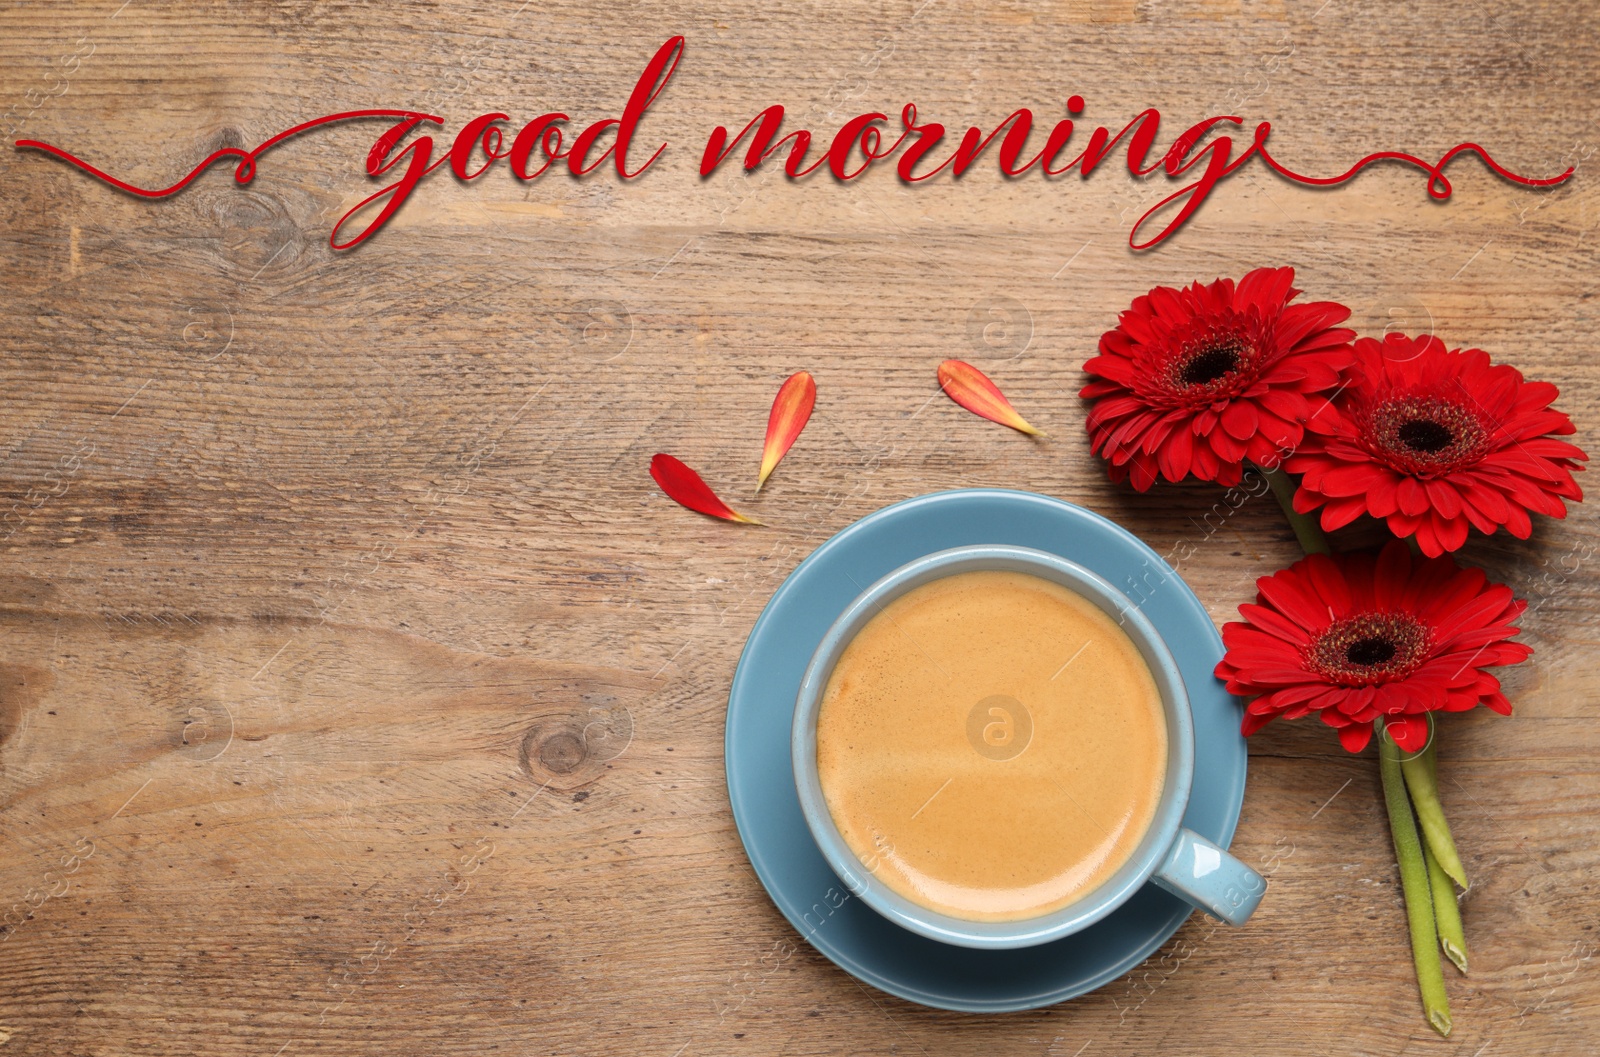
[1241, 711, 1276, 736]
[650, 454, 761, 524]
[1236, 602, 1314, 645]
[1396, 477, 1429, 517]
[1208, 426, 1248, 464]
[1221, 400, 1260, 440]
[1256, 564, 1335, 630]
[1372, 541, 1411, 611]
[1433, 511, 1470, 552]
[1319, 495, 1369, 531]
[1158, 423, 1195, 481]
[1386, 714, 1431, 752]
[1484, 692, 1514, 716]
[939, 360, 1045, 436]
[1424, 479, 1464, 519]
[1337, 721, 1374, 753]
[757, 371, 816, 491]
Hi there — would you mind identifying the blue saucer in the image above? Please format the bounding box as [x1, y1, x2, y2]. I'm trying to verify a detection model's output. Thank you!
[724, 489, 1248, 1012]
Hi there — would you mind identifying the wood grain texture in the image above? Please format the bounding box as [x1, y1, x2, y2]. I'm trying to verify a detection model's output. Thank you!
[1, 1, 1597, 1054]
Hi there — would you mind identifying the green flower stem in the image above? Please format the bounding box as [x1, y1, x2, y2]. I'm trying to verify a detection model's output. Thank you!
[1257, 464, 1332, 556]
[1425, 838, 1470, 974]
[1400, 735, 1469, 890]
[1380, 723, 1453, 1037]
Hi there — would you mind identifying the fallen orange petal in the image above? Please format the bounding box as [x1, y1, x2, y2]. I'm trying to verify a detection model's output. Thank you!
[937, 359, 1045, 436]
[757, 371, 816, 491]
[650, 454, 761, 524]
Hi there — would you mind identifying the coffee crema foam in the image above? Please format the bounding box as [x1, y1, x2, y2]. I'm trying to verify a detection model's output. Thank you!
[816, 570, 1167, 923]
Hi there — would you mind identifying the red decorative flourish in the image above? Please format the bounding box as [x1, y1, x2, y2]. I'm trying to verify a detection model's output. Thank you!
[15, 110, 441, 197]
[13, 38, 1574, 252]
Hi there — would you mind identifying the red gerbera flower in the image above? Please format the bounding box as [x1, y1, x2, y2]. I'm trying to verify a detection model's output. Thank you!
[1081, 267, 1355, 491]
[1214, 540, 1531, 754]
[1287, 334, 1586, 557]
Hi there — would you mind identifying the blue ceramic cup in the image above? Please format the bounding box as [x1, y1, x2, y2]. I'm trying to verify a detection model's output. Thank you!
[791, 544, 1266, 950]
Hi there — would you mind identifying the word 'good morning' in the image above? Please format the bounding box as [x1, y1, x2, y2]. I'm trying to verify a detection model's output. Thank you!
[16, 37, 1572, 252]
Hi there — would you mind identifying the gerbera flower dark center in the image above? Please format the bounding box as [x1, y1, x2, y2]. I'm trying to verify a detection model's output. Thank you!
[1155, 323, 1264, 408]
[1180, 342, 1242, 387]
[1345, 637, 1397, 666]
[1364, 393, 1491, 477]
[1305, 612, 1431, 686]
[1397, 419, 1453, 453]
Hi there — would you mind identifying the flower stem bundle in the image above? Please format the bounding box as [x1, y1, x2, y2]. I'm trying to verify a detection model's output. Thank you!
[1401, 739, 1467, 890]
[1379, 723, 1452, 1037]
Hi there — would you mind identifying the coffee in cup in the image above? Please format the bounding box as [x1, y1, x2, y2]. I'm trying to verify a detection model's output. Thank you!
[815, 568, 1168, 922]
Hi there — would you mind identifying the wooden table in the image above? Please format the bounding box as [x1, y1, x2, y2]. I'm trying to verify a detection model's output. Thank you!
[2, 2, 1596, 1054]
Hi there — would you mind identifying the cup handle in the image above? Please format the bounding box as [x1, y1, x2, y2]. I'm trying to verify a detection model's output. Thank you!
[1149, 828, 1266, 926]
